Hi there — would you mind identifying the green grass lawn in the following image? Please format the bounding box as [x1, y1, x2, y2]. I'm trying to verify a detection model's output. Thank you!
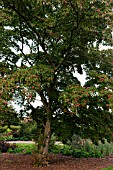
[8, 143, 36, 154]
[101, 167, 113, 170]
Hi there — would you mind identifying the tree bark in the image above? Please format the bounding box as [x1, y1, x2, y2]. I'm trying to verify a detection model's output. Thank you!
[42, 116, 51, 156]
[33, 89, 52, 165]
[33, 115, 51, 166]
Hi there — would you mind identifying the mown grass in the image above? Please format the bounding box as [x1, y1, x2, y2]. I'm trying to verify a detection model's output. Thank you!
[101, 167, 113, 170]
[7, 143, 36, 154]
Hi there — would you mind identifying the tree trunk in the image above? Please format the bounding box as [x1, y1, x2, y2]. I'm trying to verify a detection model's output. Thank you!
[33, 89, 52, 166]
[42, 116, 51, 156]
[33, 115, 51, 166]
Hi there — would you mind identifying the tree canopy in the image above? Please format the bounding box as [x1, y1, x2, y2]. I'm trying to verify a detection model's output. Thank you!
[0, 0, 113, 159]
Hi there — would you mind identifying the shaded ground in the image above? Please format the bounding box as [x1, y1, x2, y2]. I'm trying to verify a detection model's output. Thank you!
[1, 153, 113, 170]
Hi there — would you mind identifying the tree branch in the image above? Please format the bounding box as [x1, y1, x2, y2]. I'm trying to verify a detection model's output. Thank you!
[55, 30, 74, 72]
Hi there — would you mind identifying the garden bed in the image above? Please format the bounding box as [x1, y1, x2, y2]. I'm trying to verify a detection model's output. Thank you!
[0, 153, 113, 170]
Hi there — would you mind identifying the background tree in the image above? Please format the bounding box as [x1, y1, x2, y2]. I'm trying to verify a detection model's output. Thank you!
[0, 0, 113, 164]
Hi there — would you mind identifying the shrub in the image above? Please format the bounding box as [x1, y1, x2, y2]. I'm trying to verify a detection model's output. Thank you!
[71, 149, 89, 158]
[70, 134, 83, 149]
[97, 141, 113, 156]
[8, 143, 36, 154]
[49, 142, 103, 158]
[49, 133, 57, 150]
[0, 128, 13, 141]
[0, 126, 8, 133]
[0, 141, 16, 152]
[83, 139, 93, 152]
[10, 125, 21, 131]
[19, 121, 37, 140]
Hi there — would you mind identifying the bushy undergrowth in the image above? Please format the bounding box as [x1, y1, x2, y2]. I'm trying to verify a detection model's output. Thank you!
[19, 121, 37, 141]
[0, 141, 16, 153]
[49, 144, 103, 158]
[7, 143, 36, 154]
[82, 139, 113, 157]
[0, 122, 37, 141]
[1, 137, 113, 159]
[49, 138, 113, 158]
[0, 127, 13, 141]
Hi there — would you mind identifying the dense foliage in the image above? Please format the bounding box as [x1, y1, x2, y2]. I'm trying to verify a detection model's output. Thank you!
[0, 0, 113, 162]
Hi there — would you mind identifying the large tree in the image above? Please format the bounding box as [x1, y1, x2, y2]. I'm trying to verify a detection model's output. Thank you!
[0, 0, 113, 164]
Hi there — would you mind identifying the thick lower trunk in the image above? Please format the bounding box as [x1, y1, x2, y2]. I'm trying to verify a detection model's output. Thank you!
[33, 116, 51, 166]
[34, 90, 52, 166]
[42, 117, 51, 156]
